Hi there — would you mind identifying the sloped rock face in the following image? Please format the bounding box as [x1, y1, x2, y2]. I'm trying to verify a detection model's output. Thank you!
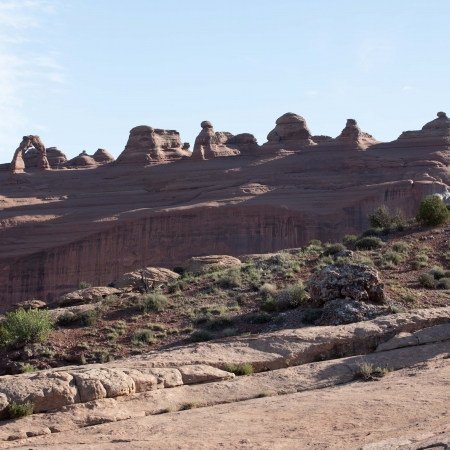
[307, 264, 386, 306]
[116, 125, 191, 164]
[263, 112, 316, 150]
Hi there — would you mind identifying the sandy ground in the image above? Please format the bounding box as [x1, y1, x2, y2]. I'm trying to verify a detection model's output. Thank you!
[3, 357, 450, 450]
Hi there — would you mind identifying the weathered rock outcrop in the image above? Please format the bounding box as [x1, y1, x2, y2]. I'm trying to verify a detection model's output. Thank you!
[181, 255, 242, 274]
[191, 121, 242, 159]
[9, 135, 50, 175]
[307, 264, 386, 305]
[332, 119, 380, 149]
[92, 149, 114, 164]
[116, 125, 191, 164]
[56, 287, 121, 307]
[67, 151, 97, 167]
[112, 267, 179, 291]
[24, 147, 67, 168]
[262, 112, 316, 150]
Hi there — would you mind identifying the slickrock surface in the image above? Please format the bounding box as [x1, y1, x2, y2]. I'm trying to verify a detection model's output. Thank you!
[180, 255, 242, 273]
[1, 316, 450, 448]
[1, 111, 450, 307]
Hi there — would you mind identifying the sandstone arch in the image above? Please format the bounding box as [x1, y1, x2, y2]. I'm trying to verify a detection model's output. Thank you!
[9, 135, 50, 175]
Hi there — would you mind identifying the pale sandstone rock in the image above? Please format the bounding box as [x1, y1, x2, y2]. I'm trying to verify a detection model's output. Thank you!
[120, 369, 160, 392]
[0, 371, 79, 413]
[413, 322, 450, 345]
[145, 368, 183, 388]
[178, 365, 235, 384]
[307, 263, 386, 306]
[112, 267, 179, 291]
[57, 287, 120, 307]
[181, 255, 242, 274]
[6, 299, 47, 312]
[0, 392, 9, 419]
[50, 303, 99, 321]
[375, 332, 418, 352]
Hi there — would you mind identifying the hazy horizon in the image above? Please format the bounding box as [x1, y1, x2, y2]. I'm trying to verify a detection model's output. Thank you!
[1, 0, 449, 163]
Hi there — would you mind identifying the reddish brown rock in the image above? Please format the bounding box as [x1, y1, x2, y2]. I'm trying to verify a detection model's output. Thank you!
[116, 125, 191, 164]
[181, 255, 242, 274]
[24, 147, 67, 168]
[67, 151, 97, 167]
[92, 149, 115, 164]
[9, 135, 50, 175]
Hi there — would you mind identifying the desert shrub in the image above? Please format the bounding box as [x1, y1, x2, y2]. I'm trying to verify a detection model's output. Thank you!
[411, 261, 423, 270]
[190, 329, 211, 342]
[400, 291, 420, 308]
[322, 243, 345, 256]
[428, 266, 446, 280]
[360, 228, 381, 237]
[138, 294, 168, 313]
[205, 315, 234, 331]
[416, 195, 450, 226]
[6, 401, 34, 419]
[225, 362, 254, 376]
[437, 278, 450, 289]
[245, 311, 272, 324]
[368, 205, 405, 229]
[182, 402, 199, 410]
[302, 308, 323, 324]
[275, 282, 306, 310]
[260, 296, 275, 312]
[75, 309, 101, 326]
[307, 239, 322, 247]
[355, 361, 373, 380]
[57, 311, 75, 326]
[383, 251, 402, 266]
[343, 234, 358, 246]
[316, 255, 334, 270]
[257, 390, 272, 398]
[392, 241, 409, 253]
[79, 281, 91, 289]
[259, 283, 277, 298]
[131, 329, 155, 345]
[215, 267, 242, 288]
[418, 273, 437, 288]
[415, 253, 429, 263]
[391, 306, 405, 314]
[235, 294, 247, 306]
[172, 266, 185, 275]
[355, 237, 383, 250]
[2, 308, 52, 345]
[222, 328, 237, 337]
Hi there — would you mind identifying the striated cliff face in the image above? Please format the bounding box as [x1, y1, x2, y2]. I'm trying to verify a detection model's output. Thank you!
[1, 112, 450, 310]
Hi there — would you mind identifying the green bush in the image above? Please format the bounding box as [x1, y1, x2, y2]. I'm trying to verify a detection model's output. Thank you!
[138, 294, 168, 313]
[205, 315, 234, 331]
[6, 401, 34, 419]
[245, 311, 272, 324]
[190, 329, 211, 342]
[214, 267, 242, 288]
[79, 281, 91, 289]
[302, 308, 323, 324]
[383, 251, 402, 266]
[259, 283, 277, 298]
[322, 243, 345, 256]
[2, 308, 52, 345]
[360, 228, 381, 237]
[428, 266, 448, 280]
[368, 205, 405, 229]
[75, 309, 100, 326]
[416, 195, 450, 226]
[355, 237, 383, 250]
[131, 329, 155, 345]
[307, 239, 322, 247]
[418, 273, 437, 288]
[260, 296, 276, 312]
[392, 241, 409, 253]
[222, 328, 237, 337]
[274, 282, 306, 310]
[438, 277, 450, 289]
[225, 362, 254, 376]
[343, 234, 358, 246]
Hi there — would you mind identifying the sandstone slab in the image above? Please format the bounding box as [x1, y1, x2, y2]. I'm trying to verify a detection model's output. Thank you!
[178, 365, 235, 384]
[57, 287, 120, 307]
[181, 255, 242, 274]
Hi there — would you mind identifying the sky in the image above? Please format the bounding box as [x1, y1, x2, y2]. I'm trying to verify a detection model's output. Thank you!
[0, 0, 449, 163]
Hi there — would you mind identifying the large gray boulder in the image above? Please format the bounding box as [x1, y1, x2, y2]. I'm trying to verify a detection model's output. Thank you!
[112, 267, 179, 291]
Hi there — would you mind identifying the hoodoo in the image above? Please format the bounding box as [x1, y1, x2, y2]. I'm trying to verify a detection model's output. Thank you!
[92, 149, 115, 164]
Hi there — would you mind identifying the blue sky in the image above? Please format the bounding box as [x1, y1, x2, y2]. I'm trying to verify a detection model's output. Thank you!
[0, 0, 449, 163]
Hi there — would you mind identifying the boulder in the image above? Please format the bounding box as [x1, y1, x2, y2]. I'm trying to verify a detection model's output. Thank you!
[334, 250, 354, 259]
[112, 267, 179, 291]
[178, 365, 235, 384]
[307, 263, 386, 306]
[315, 298, 385, 326]
[181, 255, 242, 274]
[7, 299, 47, 313]
[66, 151, 97, 167]
[57, 287, 121, 307]
[116, 125, 191, 165]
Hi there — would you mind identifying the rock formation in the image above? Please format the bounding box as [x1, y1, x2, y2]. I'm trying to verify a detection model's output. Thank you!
[191, 121, 242, 159]
[116, 126, 191, 164]
[262, 112, 316, 150]
[24, 147, 67, 168]
[9, 135, 50, 175]
[66, 150, 98, 167]
[0, 111, 450, 307]
[92, 149, 115, 164]
[333, 119, 379, 149]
